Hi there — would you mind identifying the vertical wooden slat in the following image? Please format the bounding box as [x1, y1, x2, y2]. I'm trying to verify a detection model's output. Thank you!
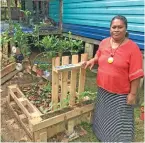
[36, 1, 39, 19]
[52, 57, 60, 110]
[33, 129, 47, 142]
[69, 55, 78, 106]
[3, 43, 8, 57]
[40, 132, 47, 142]
[61, 56, 69, 107]
[7, 0, 11, 21]
[78, 53, 88, 94]
[67, 119, 75, 135]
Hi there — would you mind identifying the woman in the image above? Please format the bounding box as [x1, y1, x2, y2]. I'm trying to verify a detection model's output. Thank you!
[82, 15, 144, 142]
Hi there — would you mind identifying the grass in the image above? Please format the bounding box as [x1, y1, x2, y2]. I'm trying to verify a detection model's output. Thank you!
[74, 69, 144, 142]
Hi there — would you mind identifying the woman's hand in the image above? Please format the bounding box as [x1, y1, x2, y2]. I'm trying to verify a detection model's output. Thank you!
[126, 93, 136, 105]
[81, 59, 95, 70]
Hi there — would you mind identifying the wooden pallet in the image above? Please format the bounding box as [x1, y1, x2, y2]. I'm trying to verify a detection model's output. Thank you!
[7, 84, 94, 141]
[7, 53, 94, 141]
[1, 62, 16, 78]
[1, 62, 18, 84]
[52, 53, 88, 108]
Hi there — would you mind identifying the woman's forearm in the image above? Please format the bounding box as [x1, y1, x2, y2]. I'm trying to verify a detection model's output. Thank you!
[130, 78, 141, 95]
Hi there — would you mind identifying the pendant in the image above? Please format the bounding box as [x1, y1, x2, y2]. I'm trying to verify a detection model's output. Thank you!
[108, 57, 114, 64]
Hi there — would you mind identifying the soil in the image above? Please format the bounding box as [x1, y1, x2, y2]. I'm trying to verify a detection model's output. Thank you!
[1, 72, 34, 142]
[1, 50, 41, 142]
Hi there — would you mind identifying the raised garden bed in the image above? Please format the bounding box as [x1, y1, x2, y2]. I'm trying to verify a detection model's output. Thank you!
[7, 54, 95, 141]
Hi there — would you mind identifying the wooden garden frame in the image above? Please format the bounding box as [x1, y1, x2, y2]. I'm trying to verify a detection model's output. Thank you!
[7, 53, 94, 141]
[0, 41, 18, 85]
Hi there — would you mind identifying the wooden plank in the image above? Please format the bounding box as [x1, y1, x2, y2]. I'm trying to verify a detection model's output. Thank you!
[33, 128, 47, 142]
[61, 56, 69, 107]
[54, 63, 82, 73]
[9, 89, 32, 118]
[1, 69, 19, 85]
[7, 0, 12, 21]
[63, 33, 101, 45]
[9, 85, 42, 116]
[40, 132, 47, 142]
[1, 62, 16, 78]
[85, 43, 94, 59]
[3, 43, 8, 57]
[6, 96, 33, 139]
[52, 57, 60, 110]
[78, 53, 88, 95]
[47, 122, 65, 139]
[69, 55, 78, 106]
[30, 103, 94, 132]
[67, 119, 74, 135]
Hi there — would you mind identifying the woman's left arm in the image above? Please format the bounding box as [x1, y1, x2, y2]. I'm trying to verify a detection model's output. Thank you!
[127, 78, 141, 105]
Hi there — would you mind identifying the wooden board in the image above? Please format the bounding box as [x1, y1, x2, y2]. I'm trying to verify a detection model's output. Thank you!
[78, 53, 88, 94]
[8, 85, 42, 119]
[1, 69, 19, 85]
[52, 57, 60, 110]
[69, 55, 78, 106]
[60, 56, 69, 107]
[1, 62, 16, 78]
[30, 103, 94, 132]
[6, 97, 33, 140]
[54, 63, 82, 73]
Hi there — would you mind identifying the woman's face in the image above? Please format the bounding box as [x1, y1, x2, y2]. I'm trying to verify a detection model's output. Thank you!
[110, 19, 126, 41]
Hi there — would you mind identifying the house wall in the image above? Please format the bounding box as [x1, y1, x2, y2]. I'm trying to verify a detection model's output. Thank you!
[49, 0, 144, 50]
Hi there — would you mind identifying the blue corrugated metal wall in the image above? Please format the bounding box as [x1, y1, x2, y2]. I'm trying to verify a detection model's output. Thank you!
[49, 0, 144, 50]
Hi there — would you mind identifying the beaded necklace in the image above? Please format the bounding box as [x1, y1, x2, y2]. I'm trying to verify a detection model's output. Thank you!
[108, 37, 126, 64]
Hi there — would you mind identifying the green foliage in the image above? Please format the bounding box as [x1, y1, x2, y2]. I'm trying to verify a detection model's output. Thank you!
[77, 91, 96, 103]
[10, 23, 31, 57]
[40, 35, 58, 58]
[65, 31, 84, 55]
[37, 63, 48, 71]
[40, 83, 52, 99]
[0, 30, 10, 46]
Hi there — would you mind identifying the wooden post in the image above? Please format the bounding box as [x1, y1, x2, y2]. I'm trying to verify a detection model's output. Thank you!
[61, 56, 69, 107]
[67, 119, 74, 135]
[3, 43, 9, 57]
[78, 53, 88, 94]
[7, 0, 11, 22]
[69, 55, 78, 106]
[36, 1, 39, 19]
[59, 0, 63, 32]
[85, 43, 94, 59]
[52, 57, 60, 110]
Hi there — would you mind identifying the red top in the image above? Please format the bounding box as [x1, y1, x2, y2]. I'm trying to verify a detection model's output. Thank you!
[95, 37, 144, 94]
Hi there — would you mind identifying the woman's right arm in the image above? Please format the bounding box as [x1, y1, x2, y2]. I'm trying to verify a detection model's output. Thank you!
[82, 55, 98, 70]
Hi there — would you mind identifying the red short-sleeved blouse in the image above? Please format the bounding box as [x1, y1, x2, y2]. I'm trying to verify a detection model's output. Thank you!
[95, 37, 144, 94]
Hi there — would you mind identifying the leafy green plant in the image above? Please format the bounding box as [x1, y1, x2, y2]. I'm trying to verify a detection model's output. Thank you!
[37, 63, 48, 71]
[20, 10, 31, 25]
[40, 82, 52, 99]
[40, 35, 58, 58]
[77, 91, 96, 104]
[10, 23, 31, 57]
[65, 31, 84, 55]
